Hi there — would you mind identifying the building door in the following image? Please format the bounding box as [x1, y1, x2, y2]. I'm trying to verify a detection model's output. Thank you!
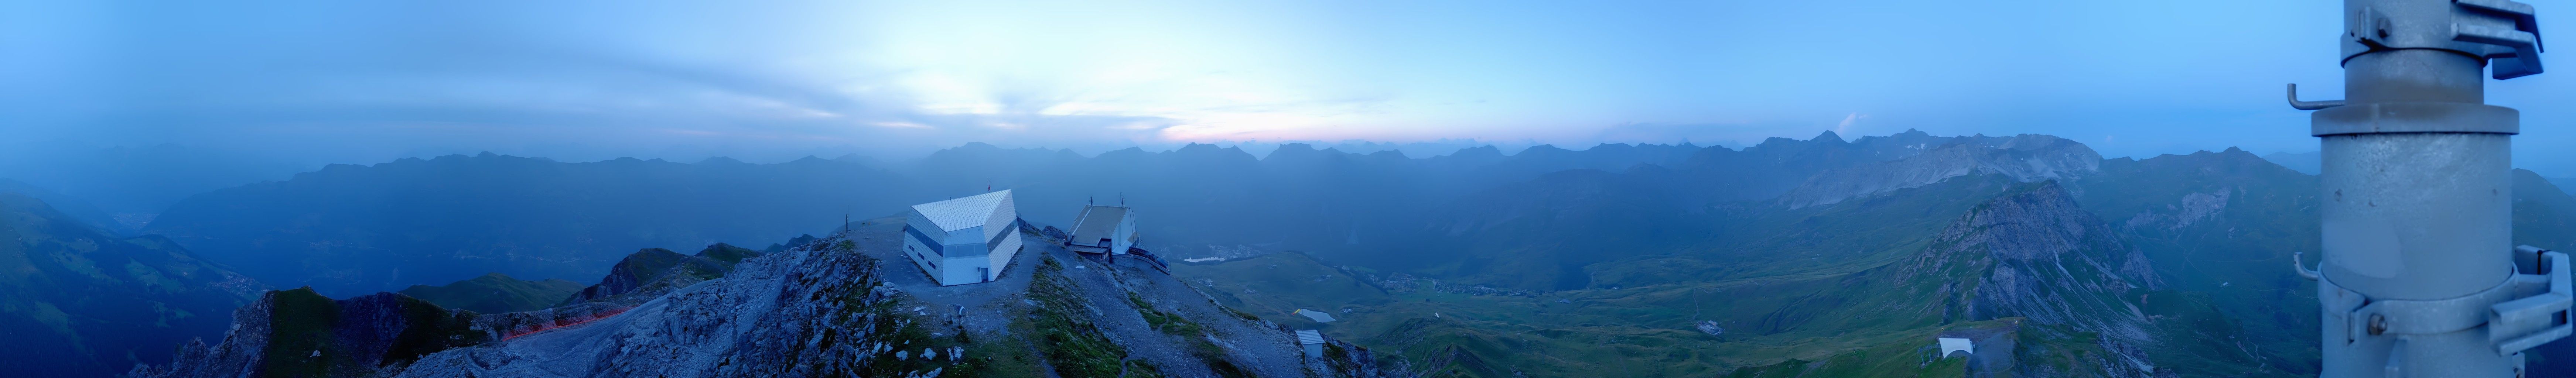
[979, 267, 991, 282]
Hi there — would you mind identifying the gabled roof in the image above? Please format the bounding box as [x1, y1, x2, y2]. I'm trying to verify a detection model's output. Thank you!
[912, 190, 1011, 232]
[1070, 205, 1131, 243]
[1295, 330, 1325, 345]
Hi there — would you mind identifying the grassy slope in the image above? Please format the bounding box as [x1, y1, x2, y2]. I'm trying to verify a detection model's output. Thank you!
[396, 273, 585, 314]
[1189, 176, 2299, 377]
[2071, 150, 2321, 375]
[1181, 178, 2026, 377]
[0, 193, 257, 377]
[256, 288, 485, 377]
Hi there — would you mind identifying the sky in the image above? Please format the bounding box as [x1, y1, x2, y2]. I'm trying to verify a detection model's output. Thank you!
[3, 0, 2573, 173]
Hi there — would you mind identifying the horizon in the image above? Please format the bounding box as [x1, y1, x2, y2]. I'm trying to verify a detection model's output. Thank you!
[10, 1, 2576, 174]
[10, 129, 2386, 169]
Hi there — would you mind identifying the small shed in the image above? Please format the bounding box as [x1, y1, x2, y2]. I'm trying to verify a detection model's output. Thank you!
[1296, 330, 1327, 359]
[1067, 205, 1137, 256]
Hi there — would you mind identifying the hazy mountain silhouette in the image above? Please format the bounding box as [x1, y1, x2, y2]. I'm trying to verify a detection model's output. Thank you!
[103, 130, 2576, 376]
[142, 152, 913, 296]
[140, 142, 1712, 296]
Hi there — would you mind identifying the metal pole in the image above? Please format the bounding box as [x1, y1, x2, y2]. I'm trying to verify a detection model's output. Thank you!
[2289, 0, 2567, 376]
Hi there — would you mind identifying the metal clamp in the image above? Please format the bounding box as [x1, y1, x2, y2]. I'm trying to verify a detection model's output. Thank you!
[2330, 245, 2572, 357]
[2346, 274, 2520, 337]
[2309, 101, 2520, 136]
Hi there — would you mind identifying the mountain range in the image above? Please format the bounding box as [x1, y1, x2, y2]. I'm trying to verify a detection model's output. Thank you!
[8, 130, 2575, 376]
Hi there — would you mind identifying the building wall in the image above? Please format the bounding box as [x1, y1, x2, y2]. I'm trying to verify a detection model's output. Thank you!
[978, 192, 1021, 282]
[944, 226, 988, 257]
[899, 209, 945, 282]
[936, 247, 986, 286]
[1110, 213, 1135, 255]
[987, 230, 1022, 281]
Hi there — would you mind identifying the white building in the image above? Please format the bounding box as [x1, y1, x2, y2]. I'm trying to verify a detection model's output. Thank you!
[900, 190, 1024, 286]
[1067, 205, 1136, 255]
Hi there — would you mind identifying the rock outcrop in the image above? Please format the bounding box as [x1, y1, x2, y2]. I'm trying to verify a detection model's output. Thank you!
[556, 245, 741, 306]
[135, 227, 1400, 377]
[129, 288, 484, 378]
[1911, 181, 2164, 377]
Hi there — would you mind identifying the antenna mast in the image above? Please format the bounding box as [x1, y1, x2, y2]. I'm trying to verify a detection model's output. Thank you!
[2290, 1, 2567, 375]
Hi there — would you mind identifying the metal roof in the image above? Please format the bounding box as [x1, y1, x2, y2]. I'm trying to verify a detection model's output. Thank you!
[1069, 205, 1130, 244]
[911, 190, 1012, 232]
[1292, 309, 1336, 323]
[1937, 337, 1974, 357]
[1295, 330, 1325, 345]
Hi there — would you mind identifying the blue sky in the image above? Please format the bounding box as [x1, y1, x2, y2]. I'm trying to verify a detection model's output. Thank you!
[3, 0, 2572, 173]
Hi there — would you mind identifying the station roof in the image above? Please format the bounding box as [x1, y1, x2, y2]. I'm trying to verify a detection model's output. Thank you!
[912, 190, 1012, 232]
[1071, 205, 1131, 243]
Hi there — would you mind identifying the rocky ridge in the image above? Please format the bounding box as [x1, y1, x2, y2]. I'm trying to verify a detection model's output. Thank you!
[1909, 181, 2164, 377]
[134, 223, 1405, 377]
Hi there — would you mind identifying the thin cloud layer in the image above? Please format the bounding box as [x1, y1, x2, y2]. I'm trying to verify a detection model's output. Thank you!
[3, 0, 2572, 173]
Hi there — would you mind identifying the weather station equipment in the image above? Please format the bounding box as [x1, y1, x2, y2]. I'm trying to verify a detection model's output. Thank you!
[2288, 0, 2570, 376]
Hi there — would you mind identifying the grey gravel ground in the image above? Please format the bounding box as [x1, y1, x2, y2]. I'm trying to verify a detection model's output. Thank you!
[842, 216, 1038, 335]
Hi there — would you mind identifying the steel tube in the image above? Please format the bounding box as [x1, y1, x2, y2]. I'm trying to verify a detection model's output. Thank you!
[2310, 1, 2541, 376]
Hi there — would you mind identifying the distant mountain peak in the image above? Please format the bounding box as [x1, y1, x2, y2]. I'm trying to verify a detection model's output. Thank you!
[1779, 135, 2102, 208]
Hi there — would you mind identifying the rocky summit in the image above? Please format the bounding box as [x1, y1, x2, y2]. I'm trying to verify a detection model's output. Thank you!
[131, 221, 1402, 378]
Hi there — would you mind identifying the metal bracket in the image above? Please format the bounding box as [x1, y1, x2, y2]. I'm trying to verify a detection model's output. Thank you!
[2339, 0, 2544, 79]
[2490, 247, 2572, 355]
[2387, 338, 2408, 377]
[2453, 0, 2545, 79]
[2287, 84, 2346, 110]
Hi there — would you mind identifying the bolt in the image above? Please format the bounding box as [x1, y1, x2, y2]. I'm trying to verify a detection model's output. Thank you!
[2368, 314, 2388, 336]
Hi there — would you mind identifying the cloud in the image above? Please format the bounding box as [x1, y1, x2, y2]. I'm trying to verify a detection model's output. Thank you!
[6, 1, 2571, 175]
[1835, 113, 1868, 135]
